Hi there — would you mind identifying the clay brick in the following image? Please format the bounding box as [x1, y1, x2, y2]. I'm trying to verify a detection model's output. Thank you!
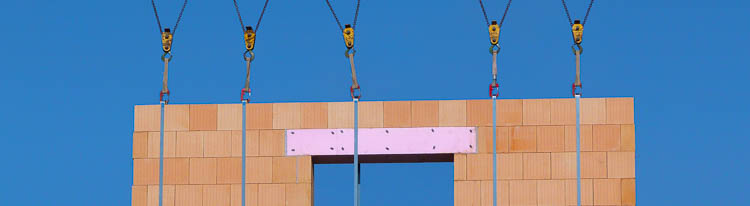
[582, 152, 607, 178]
[565, 179, 593, 205]
[300, 102, 327, 129]
[537, 180, 565, 206]
[132, 186, 147, 206]
[175, 131, 203, 157]
[298, 156, 313, 183]
[480, 181, 492, 206]
[246, 103, 273, 129]
[258, 184, 285, 206]
[466, 100, 492, 127]
[593, 124, 621, 151]
[537, 126, 565, 152]
[246, 157, 272, 183]
[327, 102, 353, 128]
[608, 152, 635, 178]
[564, 125, 592, 152]
[204, 131, 232, 157]
[165, 104, 190, 131]
[411, 101, 439, 127]
[498, 153, 523, 180]
[285, 183, 312, 206]
[622, 178, 636, 206]
[164, 158, 189, 184]
[148, 185, 175, 206]
[133, 158, 159, 185]
[581, 98, 606, 124]
[477, 127, 509, 153]
[509, 180, 536, 206]
[133, 132, 148, 158]
[621, 124, 635, 151]
[231, 130, 259, 157]
[523, 99, 551, 125]
[607, 97, 634, 124]
[550, 152, 576, 179]
[203, 185, 231, 206]
[550, 98, 576, 125]
[148, 132, 176, 158]
[438, 100, 466, 126]
[217, 104, 242, 131]
[497, 180, 510, 206]
[259, 130, 285, 156]
[189, 158, 217, 184]
[454, 154, 467, 180]
[189, 104, 217, 131]
[383, 101, 411, 127]
[230, 184, 258, 206]
[454, 181, 480, 206]
[358, 101, 384, 128]
[272, 157, 297, 183]
[467, 154, 493, 180]
[509, 126, 537, 152]
[523, 153, 551, 179]
[594, 178, 621, 205]
[479, 181, 509, 206]
[217, 157, 242, 184]
[272, 103, 301, 129]
[497, 99, 523, 126]
[135, 105, 160, 132]
[175, 185, 202, 206]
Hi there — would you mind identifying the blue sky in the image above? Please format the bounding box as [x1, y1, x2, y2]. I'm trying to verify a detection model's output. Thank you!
[1, 0, 748, 205]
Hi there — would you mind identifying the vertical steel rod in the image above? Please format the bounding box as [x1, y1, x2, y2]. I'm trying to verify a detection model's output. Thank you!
[242, 100, 247, 206]
[492, 96, 498, 206]
[158, 101, 165, 206]
[575, 94, 582, 206]
[353, 99, 360, 206]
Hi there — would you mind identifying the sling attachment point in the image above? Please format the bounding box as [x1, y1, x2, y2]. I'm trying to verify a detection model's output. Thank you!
[489, 20, 500, 49]
[572, 20, 583, 45]
[343, 24, 355, 49]
[244, 26, 256, 52]
[161, 28, 173, 53]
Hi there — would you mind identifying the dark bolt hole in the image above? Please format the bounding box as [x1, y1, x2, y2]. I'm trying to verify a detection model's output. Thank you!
[469, 129, 473, 133]
[385, 130, 389, 133]
[433, 146, 436, 150]
[340, 130, 344, 133]
[469, 145, 473, 148]
[431, 129, 435, 132]
[291, 149, 296, 152]
[385, 147, 390, 150]
[341, 147, 345, 151]
[291, 132, 295, 134]
[331, 131, 335, 135]
[330, 147, 334, 150]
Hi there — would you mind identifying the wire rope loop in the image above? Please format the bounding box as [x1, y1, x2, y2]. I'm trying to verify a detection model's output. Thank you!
[571, 44, 582, 55]
[241, 88, 251, 102]
[344, 48, 356, 58]
[572, 83, 582, 96]
[350, 85, 361, 100]
[244, 50, 255, 62]
[489, 82, 500, 97]
[489, 44, 500, 54]
[161, 52, 173, 62]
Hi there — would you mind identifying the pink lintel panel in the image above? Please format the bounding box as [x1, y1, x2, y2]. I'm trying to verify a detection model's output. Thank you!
[285, 127, 477, 156]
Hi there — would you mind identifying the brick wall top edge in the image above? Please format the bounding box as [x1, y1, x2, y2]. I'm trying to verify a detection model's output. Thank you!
[133, 97, 634, 107]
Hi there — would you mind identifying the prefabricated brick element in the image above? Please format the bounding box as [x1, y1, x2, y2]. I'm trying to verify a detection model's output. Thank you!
[273, 103, 301, 129]
[608, 152, 636, 178]
[454, 181, 480, 206]
[189, 158, 217, 184]
[135, 105, 160, 132]
[165, 104, 190, 131]
[477, 127, 509, 154]
[383, 101, 412, 127]
[497, 99, 523, 126]
[621, 124, 636, 151]
[258, 184, 286, 206]
[272, 156, 297, 183]
[175, 185, 202, 206]
[259, 130, 285, 156]
[509, 180, 537, 206]
[523, 99, 551, 125]
[509, 126, 537, 152]
[176, 131, 203, 157]
[132, 186, 147, 206]
[286, 183, 312, 206]
[550, 152, 576, 179]
[593, 124, 621, 151]
[133, 158, 159, 185]
[297, 156, 313, 183]
[607, 97, 635, 124]
[594, 178, 622, 205]
[467, 154, 493, 180]
[327, 102, 353, 128]
[466, 100, 492, 127]
[564, 125, 592, 152]
[133, 132, 148, 158]
[523, 153, 551, 179]
[537, 180, 565, 206]
[216, 157, 242, 184]
[454, 154, 467, 180]
[581, 152, 607, 178]
[411, 100, 439, 127]
[537, 126, 565, 152]
[189, 104, 217, 131]
[498, 153, 523, 180]
[300, 102, 328, 129]
[439, 100, 467, 126]
[565, 179, 593, 205]
[204, 131, 232, 157]
[230, 184, 258, 206]
[246, 103, 273, 129]
[550, 98, 575, 125]
[148, 185, 175, 206]
[622, 178, 636, 206]
[231, 130, 259, 157]
[164, 158, 189, 184]
[203, 185, 231, 206]
[358, 101, 384, 128]
[580, 98, 606, 124]
[246, 157, 272, 183]
[217, 104, 242, 131]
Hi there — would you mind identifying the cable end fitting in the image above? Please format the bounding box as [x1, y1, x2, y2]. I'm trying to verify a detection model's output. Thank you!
[241, 88, 251, 102]
[350, 85, 361, 100]
[489, 82, 500, 98]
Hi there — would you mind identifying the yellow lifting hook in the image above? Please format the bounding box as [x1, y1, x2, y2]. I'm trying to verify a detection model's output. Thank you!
[489, 20, 500, 46]
[161, 28, 173, 53]
[343, 24, 355, 49]
[571, 20, 583, 45]
[244, 26, 256, 51]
